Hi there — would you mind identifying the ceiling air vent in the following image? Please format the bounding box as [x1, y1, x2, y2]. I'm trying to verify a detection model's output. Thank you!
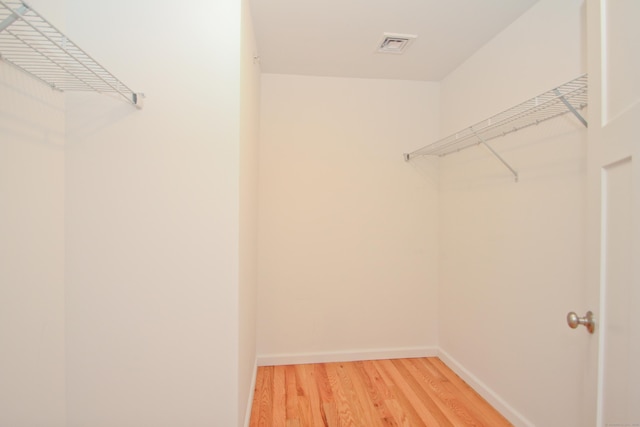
[376, 33, 417, 54]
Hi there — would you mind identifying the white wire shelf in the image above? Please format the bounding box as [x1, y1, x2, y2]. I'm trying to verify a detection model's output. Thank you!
[404, 74, 588, 181]
[0, 0, 143, 108]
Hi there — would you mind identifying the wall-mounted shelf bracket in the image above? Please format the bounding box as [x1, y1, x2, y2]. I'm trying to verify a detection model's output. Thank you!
[473, 130, 519, 182]
[554, 88, 588, 128]
[402, 74, 588, 182]
[0, 0, 143, 108]
[0, 3, 25, 31]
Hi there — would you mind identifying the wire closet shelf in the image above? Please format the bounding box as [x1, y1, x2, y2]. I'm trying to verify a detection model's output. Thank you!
[403, 74, 588, 180]
[0, 0, 143, 107]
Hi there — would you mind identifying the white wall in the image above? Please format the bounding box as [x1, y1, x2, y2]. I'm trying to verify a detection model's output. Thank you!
[238, 0, 261, 424]
[0, 1, 591, 425]
[0, 58, 66, 427]
[63, 0, 250, 426]
[438, 1, 587, 426]
[1, 1, 258, 425]
[257, 74, 440, 363]
[0, 1, 66, 425]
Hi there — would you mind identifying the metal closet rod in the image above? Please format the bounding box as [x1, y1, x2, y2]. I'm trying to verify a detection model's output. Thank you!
[0, 0, 144, 108]
[403, 74, 588, 182]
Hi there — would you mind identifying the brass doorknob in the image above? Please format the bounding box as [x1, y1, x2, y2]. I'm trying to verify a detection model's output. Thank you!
[567, 311, 595, 334]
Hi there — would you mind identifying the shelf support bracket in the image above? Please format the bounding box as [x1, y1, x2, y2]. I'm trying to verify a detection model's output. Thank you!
[473, 130, 519, 182]
[554, 89, 588, 128]
[0, 4, 28, 32]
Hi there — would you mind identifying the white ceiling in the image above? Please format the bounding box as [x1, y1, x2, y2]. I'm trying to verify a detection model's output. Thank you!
[250, 0, 539, 81]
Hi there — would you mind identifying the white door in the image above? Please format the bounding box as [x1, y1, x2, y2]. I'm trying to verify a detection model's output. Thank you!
[582, 1, 640, 426]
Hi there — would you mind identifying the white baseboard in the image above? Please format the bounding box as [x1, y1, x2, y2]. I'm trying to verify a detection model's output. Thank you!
[437, 348, 535, 427]
[257, 346, 438, 366]
[243, 360, 258, 427]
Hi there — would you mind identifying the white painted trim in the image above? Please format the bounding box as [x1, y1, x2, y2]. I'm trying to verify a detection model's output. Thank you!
[257, 346, 438, 366]
[242, 360, 258, 427]
[437, 348, 536, 427]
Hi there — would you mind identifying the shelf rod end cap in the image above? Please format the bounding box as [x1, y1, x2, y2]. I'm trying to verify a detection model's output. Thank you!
[133, 92, 145, 109]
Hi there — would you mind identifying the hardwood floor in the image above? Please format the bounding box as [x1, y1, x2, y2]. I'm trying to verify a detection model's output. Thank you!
[249, 357, 513, 427]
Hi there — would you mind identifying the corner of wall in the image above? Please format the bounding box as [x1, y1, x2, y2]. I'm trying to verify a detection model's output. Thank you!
[437, 348, 535, 427]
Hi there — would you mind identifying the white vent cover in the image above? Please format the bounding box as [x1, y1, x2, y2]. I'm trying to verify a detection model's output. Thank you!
[376, 33, 417, 54]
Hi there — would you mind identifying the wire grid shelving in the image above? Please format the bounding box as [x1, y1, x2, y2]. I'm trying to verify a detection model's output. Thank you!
[403, 74, 588, 180]
[0, 0, 142, 107]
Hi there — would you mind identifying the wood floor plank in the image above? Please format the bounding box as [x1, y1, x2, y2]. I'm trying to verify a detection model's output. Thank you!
[256, 366, 274, 427]
[351, 361, 397, 426]
[426, 358, 512, 426]
[377, 359, 444, 426]
[250, 357, 513, 427]
[405, 358, 478, 426]
[273, 366, 287, 427]
[390, 358, 454, 426]
[293, 364, 313, 427]
[343, 361, 390, 427]
[334, 362, 373, 425]
[414, 358, 492, 426]
[361, 360, 393, 400]
[325, 362, 359, 426]
[314, 363, 339, 427]
[301, 364, 326, 427]
[285, 365, 300, 423]
[361, 360, 414, 427]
